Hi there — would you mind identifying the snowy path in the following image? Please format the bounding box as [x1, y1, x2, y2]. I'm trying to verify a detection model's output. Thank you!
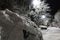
[41, 27, 60, 40]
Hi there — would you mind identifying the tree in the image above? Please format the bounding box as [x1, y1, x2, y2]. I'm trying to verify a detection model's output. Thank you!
[28, 0, 51, 26]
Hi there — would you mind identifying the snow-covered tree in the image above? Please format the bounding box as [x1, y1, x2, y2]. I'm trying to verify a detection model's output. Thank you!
[28, 0, 51, 26]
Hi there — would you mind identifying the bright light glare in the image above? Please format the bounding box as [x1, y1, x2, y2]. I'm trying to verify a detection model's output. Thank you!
[32, 0, 40, 8]
[41, 15, 46, 19]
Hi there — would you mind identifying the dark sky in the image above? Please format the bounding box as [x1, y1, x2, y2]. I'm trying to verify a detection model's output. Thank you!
[46, 0, 60, 16]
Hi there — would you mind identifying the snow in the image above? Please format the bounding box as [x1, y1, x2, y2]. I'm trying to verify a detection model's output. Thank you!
[41, 27, 60, 40]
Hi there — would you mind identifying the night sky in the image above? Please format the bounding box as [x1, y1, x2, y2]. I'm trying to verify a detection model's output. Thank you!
[46, 0, 60, 16]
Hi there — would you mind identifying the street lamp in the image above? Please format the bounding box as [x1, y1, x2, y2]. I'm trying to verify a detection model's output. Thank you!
[41, 15, 46, 19]
[32, 0, 41, 8]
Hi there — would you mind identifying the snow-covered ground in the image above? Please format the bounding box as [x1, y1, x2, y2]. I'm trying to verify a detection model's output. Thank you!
[41, 27, 60, 40]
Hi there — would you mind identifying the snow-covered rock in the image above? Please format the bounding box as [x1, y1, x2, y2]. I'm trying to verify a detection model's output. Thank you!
[51, 10, 60, 27]
[0, 9, 43, 40]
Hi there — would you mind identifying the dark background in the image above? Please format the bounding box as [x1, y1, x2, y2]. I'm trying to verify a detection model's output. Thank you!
[0, 0, 60, 16]
[46, 0, 60, 16]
